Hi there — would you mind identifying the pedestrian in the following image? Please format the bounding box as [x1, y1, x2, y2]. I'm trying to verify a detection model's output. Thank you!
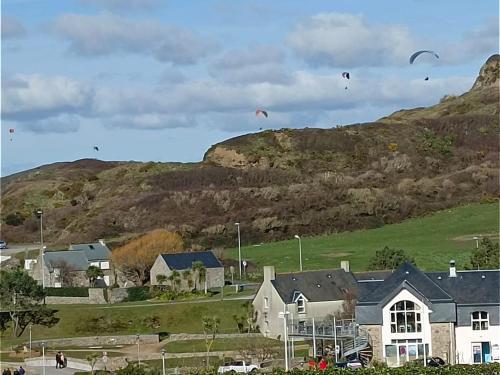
[63, 354, 67, 369]
[60, 352, 66, 368]
[6, 368, 11, 375]
[56, 352, 61, 369]
[2, 368, 9, 375]
[13, 369, 19, 375]
[18, 367, 25, 375]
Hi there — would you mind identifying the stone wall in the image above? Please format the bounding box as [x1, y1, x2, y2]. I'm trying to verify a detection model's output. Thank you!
[431, 322, 453, 363]
[206, 267, 224, 289]
[45, 288, 107, 305]
[30, 334, 159, 348]
[108, 288, 128, 303]
[362, 325, 383, 362]
[89, 288, 107, 304]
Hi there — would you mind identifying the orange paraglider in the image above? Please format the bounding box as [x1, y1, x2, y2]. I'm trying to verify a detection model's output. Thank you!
[255, 109, 268, 118]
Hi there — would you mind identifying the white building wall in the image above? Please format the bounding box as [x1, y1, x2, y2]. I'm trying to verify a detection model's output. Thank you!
[455, 325, 500, 364]
[381, 289, 433, 360]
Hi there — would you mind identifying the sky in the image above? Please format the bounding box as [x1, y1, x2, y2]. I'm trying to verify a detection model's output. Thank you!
[1, 0, 498, 176]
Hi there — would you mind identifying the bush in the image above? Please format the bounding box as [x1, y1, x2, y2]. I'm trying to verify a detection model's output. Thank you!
[46, 287, 89, 297]
[124, 286, 151, 302]
[5, 212, 25, 226]
[367, 247, 416, 271]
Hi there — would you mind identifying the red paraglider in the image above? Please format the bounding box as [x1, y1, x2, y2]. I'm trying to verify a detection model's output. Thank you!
[255, 109, 268, 118]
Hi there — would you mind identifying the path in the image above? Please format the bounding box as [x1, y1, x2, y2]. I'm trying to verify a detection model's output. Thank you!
[26, 366, 77, 375]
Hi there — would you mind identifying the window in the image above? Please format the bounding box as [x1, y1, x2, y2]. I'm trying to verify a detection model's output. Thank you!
[297, 297, 306, 314]
[390, 300, 422, 333]
[100, 261, 110, 270]
[472, 311, 489, 330]
[264, 297, 269, 309]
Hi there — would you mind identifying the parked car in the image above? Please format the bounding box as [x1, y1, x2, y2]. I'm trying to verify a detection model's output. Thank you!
[0, 240, 7, 249]
[334, 359, 363, 369]
[217, 361, 260, 373]
[409, 356, 446, 367]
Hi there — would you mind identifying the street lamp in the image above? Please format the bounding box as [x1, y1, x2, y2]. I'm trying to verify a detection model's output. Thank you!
[136, 334, 141, 365]
[37, 209, 44, 248]
[294, 235, 303, 271]
[278, 311, 290, 371]
[161, 348, 166, 375]
[473, 236, 480, 249]
[41, 341, 46, 375]
[235, 222, 241, 278]
[29, 324, 32, 358]
[41, 246, 47, 289]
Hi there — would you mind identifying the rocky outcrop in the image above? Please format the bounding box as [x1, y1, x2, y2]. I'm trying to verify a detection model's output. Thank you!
[472, 54, 500, 90]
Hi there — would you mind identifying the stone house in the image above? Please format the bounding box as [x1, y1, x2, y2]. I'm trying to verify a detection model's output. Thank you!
[252, 262, 357, 339]
[31, 241, 114, 287]
[356, 261, 500, 366]
[150, 251, 224, 291]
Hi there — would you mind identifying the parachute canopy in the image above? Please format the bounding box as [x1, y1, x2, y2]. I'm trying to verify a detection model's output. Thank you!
[255, 109, 268, 118]
[342, 72, 350, 79]
[409, 50, 439, 64]
[9, 128, 15, 134]
[93, 146, 99, 152]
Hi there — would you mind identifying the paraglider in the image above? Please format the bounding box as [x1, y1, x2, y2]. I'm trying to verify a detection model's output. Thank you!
[93, 146, 99, 152]
[409, 50, 439, 64]
[342, 72, 350, 89]
[255, 109, 268, 118]
[8, 128, 14, 141]
[410, 50, 439, 80]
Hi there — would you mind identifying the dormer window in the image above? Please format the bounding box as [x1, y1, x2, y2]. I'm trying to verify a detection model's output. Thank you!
[472, 311, 489, 330]
[297, 297, 306, 314]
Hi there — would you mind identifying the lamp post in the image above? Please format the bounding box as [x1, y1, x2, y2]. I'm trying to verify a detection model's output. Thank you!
[41, 341, 46, 375]
[29, 324, 32, 358]
[161, 348, 166, 375]
[37, 209, 44, 248]
[235, 222, 241, 278]
[473, 236, 480, 249]
[294, 235, 303, 271]
[278, 310, 290, 371]
[136, 334, 141, 365]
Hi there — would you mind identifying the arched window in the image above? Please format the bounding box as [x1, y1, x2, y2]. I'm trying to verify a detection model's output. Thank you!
[390, 300, 422, 333]
[471, 311, 489, 330]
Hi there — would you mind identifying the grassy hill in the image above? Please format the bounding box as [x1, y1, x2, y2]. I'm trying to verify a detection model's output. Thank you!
[0, 56, 498, 249]
[226, 203, 499, 273]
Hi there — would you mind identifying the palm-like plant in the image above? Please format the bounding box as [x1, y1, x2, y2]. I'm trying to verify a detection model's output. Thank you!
[86, 266, 104, 287]
[192, 261, 207, 293]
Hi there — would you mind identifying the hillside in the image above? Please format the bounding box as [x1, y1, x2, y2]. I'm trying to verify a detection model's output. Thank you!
[1, 55, 498, 249]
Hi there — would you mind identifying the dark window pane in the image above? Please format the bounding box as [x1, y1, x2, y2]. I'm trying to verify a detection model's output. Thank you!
[472, 311, 479, 319]
[406, 301, 415, 310]
[473, 322, 480, 330]
[416, 323, 422, 332]
[481, 321, 488, 330]
[481, 312, 488, 319]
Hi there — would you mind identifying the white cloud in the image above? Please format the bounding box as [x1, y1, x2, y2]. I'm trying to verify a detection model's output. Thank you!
[287, 12, 417, 67]
[209, 46, 292, 84]
[2, 70, 473, 134]
[1, 15, 26, 39]
[1, 74, 94, 121]
[18, 114, 81, 134]
[52, 13, 216, 65]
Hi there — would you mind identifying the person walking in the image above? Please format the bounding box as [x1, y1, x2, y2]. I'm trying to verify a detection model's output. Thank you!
[12, 369, 19, 375]
[56, 352, 61, 369]
[18, 367, 25, 375]
[3, 368, 11, 375]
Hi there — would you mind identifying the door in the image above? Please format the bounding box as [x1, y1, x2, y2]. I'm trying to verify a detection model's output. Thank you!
[472, 343, 482, 364]
[482, 342, 491, 363]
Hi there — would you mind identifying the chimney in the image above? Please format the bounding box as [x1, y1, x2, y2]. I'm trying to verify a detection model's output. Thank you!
[449, 260, 456, 278]
[263, 266, 275, 282]
[99, 239, 106, 246]
[341, 260, 350, 273]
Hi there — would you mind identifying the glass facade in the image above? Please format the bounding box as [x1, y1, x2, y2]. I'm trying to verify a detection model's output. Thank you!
[390, 300, 422, 333]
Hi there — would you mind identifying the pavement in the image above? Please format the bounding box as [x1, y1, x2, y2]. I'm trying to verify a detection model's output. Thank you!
[0, 244, 41, 257]
[26, 366, 78, 375]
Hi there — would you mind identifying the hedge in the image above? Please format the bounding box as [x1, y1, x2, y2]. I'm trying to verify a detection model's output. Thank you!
[46, 287, 89, 297]
[187, 364, 500, 375]
[124, 286, 151, 302]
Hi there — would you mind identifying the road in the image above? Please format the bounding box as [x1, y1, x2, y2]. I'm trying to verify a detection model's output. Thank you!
[0, 243, 41, 257]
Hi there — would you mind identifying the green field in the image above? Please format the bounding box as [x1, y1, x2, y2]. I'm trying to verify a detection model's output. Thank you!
[164, 337, 279, 353]
[0, 300, 247, 350]
[227, 203, 499, 273]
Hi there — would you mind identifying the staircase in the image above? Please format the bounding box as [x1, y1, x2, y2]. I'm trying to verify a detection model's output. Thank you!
[342, 327, 373, 366]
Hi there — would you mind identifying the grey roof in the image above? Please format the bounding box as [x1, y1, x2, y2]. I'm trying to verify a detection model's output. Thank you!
[271, 269, 357, 303]
[44, 250, 89, 271]
[426, 270, 500, 304]
[69, 242, 111, 261]
[161, 251, 223, 270]
[354, 270, 393, 281]
[357, 262, 452, 304]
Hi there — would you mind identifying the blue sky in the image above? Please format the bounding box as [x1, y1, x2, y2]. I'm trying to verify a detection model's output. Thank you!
[1, 0, 498, 176]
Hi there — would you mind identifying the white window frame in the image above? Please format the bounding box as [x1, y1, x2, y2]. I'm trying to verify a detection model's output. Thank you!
[297, 297, 306, 314]
[90, 261, 99, 267]
[389, 300, 422, 333]
[100, 261, 110, 270]
[264, 297, 269, 309]
[471, 311, 489, 330]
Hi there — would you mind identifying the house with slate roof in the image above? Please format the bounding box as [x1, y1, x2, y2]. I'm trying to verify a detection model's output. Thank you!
[356, 261, 500, 366]
[31, 240, 114, 287]
[253, 262, 357, 339]
[150, 251, 224, 291]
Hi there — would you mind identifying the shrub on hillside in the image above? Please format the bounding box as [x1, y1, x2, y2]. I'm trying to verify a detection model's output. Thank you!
[124, 286, 151, 302]
[367, 247, 416, 271]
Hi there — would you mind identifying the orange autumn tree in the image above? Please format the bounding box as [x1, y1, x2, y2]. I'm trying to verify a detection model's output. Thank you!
[112, 229, 184, 285]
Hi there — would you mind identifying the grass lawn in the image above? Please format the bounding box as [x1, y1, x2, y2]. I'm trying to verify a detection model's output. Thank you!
[0, 300, 247, 350]
[226, 203, 499, 273]
[164, 337, 280, 353]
